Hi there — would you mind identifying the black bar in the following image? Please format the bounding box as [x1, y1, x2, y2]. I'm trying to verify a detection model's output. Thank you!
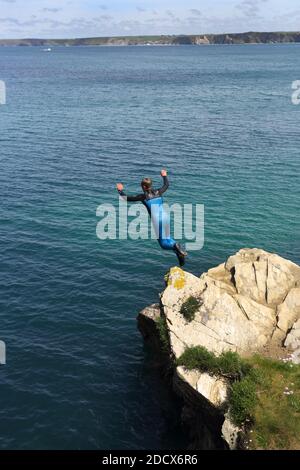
[0, 450, 299, 466]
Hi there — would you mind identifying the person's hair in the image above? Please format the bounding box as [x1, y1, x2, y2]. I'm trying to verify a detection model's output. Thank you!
[141, 177, 152, 190]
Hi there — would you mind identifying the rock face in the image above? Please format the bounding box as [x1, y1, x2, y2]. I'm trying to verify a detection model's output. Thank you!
[162, 249, 300, 359]
[177, 367, 228, 408]
[138, 248, 300, 449]
[194, 35, 210, 45]
[2, 32, 300, 47]
[284, 320, 300, 363]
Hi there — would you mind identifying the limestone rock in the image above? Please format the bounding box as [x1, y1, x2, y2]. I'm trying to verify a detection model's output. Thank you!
[194, 35, 210, 45]
[177, 366, 228, 409]
[226, 249, 300, 306]
[222, 412, 241, 450]
[284, 319, 300, 353]
[161, 249, 300, 360]
[139, 248, 300, 450]
[137, 304, 162, 351]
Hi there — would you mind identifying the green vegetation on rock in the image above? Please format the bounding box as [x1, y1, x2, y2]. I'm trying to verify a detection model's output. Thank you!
[177, 346, 300, 449]
[1, 32, 300, 47]
[180, 297, 201, 322]
[246, 355, 300, 450]
[176, 346, 250, 379]
[230, 368, 262, 426]
[156, 316, 170, 352]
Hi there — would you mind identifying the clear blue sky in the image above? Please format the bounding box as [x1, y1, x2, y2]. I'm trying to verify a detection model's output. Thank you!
[0, 0, 299, 39]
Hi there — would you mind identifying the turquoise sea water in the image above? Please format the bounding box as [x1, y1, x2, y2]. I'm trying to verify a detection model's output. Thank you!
[0, 45, 299, 449]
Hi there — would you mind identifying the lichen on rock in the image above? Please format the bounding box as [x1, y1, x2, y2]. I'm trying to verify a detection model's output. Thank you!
[165, 266, 186, 290]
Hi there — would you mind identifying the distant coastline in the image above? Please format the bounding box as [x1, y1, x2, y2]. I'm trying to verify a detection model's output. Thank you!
[1, 31, 300, 47]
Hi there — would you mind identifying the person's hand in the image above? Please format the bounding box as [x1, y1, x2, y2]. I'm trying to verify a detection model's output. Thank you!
[161, 169, 167, 177]
[116, 183, 124, 191]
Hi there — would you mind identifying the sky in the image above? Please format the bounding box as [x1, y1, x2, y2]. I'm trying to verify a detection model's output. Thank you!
[0, 0, 299, 39]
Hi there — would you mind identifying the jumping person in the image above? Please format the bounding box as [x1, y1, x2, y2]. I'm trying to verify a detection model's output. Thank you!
[116, 169, 187, 266]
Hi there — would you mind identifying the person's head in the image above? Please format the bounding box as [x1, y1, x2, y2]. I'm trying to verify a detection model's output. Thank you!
[141, 177, 152, 192]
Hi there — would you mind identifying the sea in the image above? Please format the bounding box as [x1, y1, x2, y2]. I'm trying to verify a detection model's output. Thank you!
[0, 44, 299, 449]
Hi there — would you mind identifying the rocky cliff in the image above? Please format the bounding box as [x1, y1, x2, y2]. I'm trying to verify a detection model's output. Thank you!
[1, 32, 300, 47]
[138, 249, 300, 450]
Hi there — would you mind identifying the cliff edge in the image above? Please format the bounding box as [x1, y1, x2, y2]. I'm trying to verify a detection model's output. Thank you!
[138, 248, 300, 450]
[1, 31, 300, 47]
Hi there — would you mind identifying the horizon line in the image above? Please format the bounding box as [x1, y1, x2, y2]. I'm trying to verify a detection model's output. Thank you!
[1, 30, 300, 41]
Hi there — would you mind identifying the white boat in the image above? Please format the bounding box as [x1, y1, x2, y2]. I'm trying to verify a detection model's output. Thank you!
[43, 48, 52, 52]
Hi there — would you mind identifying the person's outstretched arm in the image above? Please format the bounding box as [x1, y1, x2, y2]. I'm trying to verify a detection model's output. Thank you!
[157, 169, 169, 196]
[116, 183, 145, 202]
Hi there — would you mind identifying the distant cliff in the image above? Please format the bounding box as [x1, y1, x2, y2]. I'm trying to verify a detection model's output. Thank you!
[1, 31, 300, 47]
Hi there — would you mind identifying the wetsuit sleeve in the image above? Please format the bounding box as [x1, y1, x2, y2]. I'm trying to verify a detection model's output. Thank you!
[118, 190, 145, 202]
[157, 176, 169, 196]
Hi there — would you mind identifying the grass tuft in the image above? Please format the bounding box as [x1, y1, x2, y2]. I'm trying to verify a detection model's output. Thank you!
[177, 347, 300, 449]
[176, 346, 250, 380]
[230, 375, 257, 426]
[245, 355, 300, 449]
[176, 346, 217, 371]
[180, 296, 201, 322]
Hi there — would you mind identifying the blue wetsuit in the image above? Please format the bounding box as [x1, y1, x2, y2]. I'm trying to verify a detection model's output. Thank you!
[144, 196, 176, 250]
[118, 176, 176, 251]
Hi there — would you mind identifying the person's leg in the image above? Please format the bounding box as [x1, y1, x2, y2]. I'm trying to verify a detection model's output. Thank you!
[173, 243, 187, 267]
[158, 210, 176, 250]
[158, 240, 187, 266]
[158, 208, 187, 266]
[159, 238, 176, 250]
[150, 202, 187, 266]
